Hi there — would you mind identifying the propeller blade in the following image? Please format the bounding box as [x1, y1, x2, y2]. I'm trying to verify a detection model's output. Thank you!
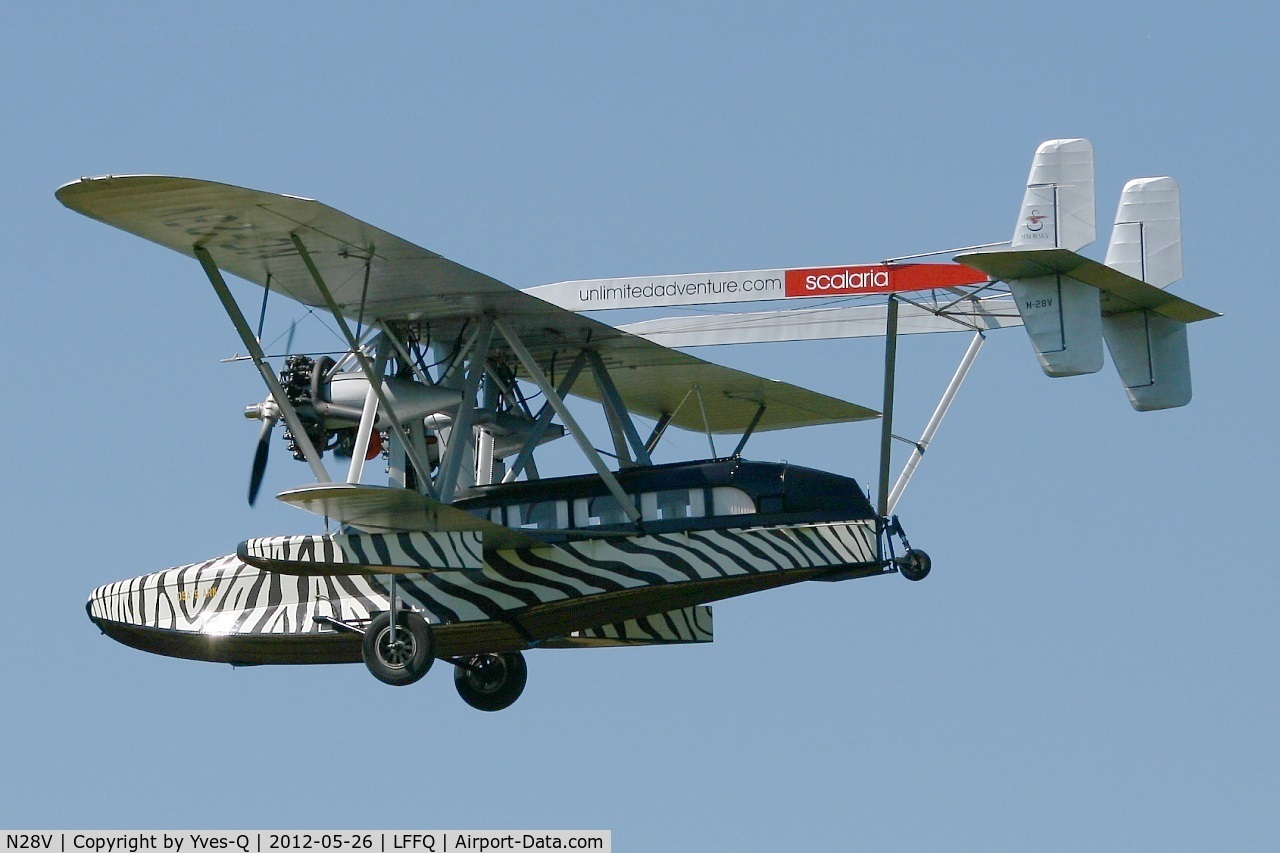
[248, 416, 276, 506]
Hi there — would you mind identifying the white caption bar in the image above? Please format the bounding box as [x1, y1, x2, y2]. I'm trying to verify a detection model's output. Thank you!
[2, 833, 609, 853]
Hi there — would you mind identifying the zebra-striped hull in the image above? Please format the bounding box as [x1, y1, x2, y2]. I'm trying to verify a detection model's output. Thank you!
[87, 521, 882, 664]
[547, 605, 714, 648]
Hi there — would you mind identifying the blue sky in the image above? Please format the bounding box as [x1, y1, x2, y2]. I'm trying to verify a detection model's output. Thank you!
[3, 3, 1275, 849]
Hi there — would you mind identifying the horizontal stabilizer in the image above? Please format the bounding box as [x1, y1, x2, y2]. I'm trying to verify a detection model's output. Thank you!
[542, 605, 714, 648]
[956, 248, 1217, 323]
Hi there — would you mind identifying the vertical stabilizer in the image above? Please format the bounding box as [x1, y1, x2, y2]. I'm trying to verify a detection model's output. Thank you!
[1103, 312, 1191, 410]
[1009, 138, 1102, 376]
[1009, 275, 1103, 376]
[1012, 138, 1096, 252]
[1101, 177, 1192, 410]
[1103, 177, 1182, 288]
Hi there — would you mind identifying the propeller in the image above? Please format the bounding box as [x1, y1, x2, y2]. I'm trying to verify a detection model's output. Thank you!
[246, 322, 295, 506]
[246, 398, 280, 506]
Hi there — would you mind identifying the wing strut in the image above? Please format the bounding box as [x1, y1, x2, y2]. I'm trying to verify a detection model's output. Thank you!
[495, 319, 642, 524]
[731, 403, 767, 458]
[378, 320, 435, 387]
[503, 351, 589, 483]
[886, 331, 984, 514]
[644, 412, 674, 455]
[586, 350, 653, 467]
[695, 387, 718, 458]
[437, 319, 494, 502]
[255, 273, 272, 341]
[289, 234, 436, 493]
[345, 338, 390, 485]
[875, 296, 900, 519]
[193, 246, 331, 484]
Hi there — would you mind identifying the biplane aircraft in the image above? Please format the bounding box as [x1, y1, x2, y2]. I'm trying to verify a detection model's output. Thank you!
[60, 139, 1216, 711]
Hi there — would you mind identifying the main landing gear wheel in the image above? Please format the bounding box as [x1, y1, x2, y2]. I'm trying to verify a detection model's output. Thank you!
[454, 651, 528, 712]
[362, 610, 434, 686]
[899, 549, 932, 582]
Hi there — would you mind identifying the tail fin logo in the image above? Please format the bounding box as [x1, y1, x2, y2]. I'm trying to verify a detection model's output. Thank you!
[1025, 210, 1047, 232]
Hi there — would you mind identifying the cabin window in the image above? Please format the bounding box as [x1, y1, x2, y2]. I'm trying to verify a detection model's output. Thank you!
[652, 488, 706, 520]
[528, 502, 560, 529]
[711, 487, 755, 516]
[507, 501, 562, 529]
[589, 495, 628, 526]
[570, 494, 637, 526]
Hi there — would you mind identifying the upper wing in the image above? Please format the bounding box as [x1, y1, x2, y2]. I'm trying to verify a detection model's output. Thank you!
[56, 175, 521, 319]
[57, 175, 876, 433]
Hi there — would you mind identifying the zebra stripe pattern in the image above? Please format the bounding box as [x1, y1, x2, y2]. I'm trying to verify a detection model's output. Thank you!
[552, 605, 713, 646]
[88, 520, 877, 638]
[240, 530, 483, 573]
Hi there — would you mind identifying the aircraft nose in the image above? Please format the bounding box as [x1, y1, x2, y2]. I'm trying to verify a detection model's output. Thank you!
[86, 580, 115, 624]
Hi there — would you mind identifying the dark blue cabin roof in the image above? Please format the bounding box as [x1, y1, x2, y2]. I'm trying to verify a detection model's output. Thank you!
[455, 458, 876, 532]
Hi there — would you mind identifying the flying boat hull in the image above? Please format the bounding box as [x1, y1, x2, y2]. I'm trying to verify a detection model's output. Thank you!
[87, 516, 884, 665]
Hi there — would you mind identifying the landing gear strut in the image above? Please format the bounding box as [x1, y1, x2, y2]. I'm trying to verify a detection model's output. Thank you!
[362, 610, 434, 686]
[883, 515, 931, 582]
[453, 651, 528, 711]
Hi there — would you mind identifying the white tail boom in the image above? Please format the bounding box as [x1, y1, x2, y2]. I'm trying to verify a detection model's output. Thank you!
[522, 138, 1215, 412]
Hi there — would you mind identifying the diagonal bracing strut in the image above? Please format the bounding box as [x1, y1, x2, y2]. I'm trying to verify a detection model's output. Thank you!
[503, 350, 589, 483]
[886, 331, 984, 515]
[194, 245, 331, 484]
[494, 319, 642, 524]
[586, 349, 653, 467]
[436, 319, 494, 503]
[289, 234, 436, 491]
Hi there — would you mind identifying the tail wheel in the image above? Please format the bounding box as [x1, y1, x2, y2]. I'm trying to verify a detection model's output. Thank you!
[454, 651, 528, 711]
[900, 549, 932, 582]
[362, 610, 434, 686]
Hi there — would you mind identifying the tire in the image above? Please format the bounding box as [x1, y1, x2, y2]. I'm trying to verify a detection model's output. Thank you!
[362, 610, 434, 686]
[454, 651, 528, 711]
[900, 549, 932, 582]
